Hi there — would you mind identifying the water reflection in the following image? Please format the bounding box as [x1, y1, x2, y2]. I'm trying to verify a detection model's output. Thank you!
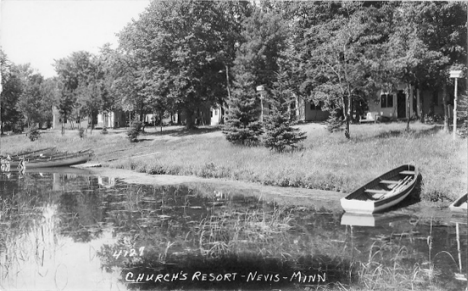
[0, 170, 466, 290]
[451, 214, 467, 283]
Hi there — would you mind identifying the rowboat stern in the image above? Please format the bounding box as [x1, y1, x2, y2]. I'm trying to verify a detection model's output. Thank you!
[449, 193, 468, 214]
[340, 197, 376, 214]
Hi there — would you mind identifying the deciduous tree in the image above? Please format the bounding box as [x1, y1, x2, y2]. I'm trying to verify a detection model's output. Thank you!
[0, 50, 23, 134]
[305, 3, 375, 138]
[16, 73, 44, 128]
[118, 0, 234, 129]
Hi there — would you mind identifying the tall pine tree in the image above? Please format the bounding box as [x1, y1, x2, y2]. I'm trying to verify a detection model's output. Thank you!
[264, 69, 306, 152]
[222, 70, 263, 145]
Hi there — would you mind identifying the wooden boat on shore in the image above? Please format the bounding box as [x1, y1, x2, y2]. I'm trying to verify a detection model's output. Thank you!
[1, 147, 56, 159]
[1, 149, 93, 170]
[449, 193, 467, 214]
[12, 147, 57, 158]
[340, 164, 419, 214]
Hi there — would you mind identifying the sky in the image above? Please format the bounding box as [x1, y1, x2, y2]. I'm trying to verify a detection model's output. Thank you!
[1, 0, 151, 78]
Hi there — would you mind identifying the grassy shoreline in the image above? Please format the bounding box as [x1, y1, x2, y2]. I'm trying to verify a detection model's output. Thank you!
[1, 122, 466, 202]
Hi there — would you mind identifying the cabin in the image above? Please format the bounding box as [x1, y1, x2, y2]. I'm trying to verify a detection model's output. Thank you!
[210, 105, 223, 126]
[51, 106, 89, 129]
[209, 93, 330, 126]
[174, 105, 211, 126]
[300, 99, 330, 122]
[95, 110, 126, 128]
[51, 107, 127, 129]
[367, 84, 451, 122]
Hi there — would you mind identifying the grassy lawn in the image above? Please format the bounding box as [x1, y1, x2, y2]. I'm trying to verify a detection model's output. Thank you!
[1, 121, 466, 202]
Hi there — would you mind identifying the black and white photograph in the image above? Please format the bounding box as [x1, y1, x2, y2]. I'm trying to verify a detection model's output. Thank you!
[1, 0, 467, 290]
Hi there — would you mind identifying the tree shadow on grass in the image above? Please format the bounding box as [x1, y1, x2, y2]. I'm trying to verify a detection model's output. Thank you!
[142, 126, 222, 137]
[373, 125, 442, 140]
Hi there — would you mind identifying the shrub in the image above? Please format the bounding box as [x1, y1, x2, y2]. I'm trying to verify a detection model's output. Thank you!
[458, 119, 468, 138]
[326, 110, 343, 133]
[12, 120, 24, 134]
[127, 119, 142, 142]
[78, 128, 85, 139]
[264, 110, 307, 152]
[101, 126, 108, 135]
[424, 113, 443, 124]
[28, 127, 40, 141]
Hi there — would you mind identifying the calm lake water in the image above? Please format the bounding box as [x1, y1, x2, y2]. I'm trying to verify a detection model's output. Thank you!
[0, 170, 466, 291]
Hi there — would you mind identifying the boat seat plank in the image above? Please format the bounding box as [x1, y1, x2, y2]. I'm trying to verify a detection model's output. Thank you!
[364, 189, 388, 194]
[380, 180, 399, 184]
[400, 171, 415, 175]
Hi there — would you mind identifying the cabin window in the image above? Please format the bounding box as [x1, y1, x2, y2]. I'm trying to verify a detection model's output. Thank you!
[380, 94, 393, 108]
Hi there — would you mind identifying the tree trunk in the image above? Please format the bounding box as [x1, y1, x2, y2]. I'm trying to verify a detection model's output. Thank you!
[220, 65, 231, 125]
[415, 83, 420, 120]
[418, 84, 424, 123]
[295, 94, 300, 121]
[442, 84, 449, 132]
[0, 102, 3, 135]
[154, 111, 157, 132]
[220, 103, 225, 125]
[185, 108, 195, 129]
[406, 83, 411, 132]
[159, 112, 163, 133]
[341, 95, 350, 139]
[139, 111, 144, 123]
[342, 44, 351, 139]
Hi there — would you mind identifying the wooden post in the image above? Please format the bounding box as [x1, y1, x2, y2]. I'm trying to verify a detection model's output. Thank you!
[260, 94, 264, 123]
[453, 77, 458, 140]
[443, 85, 449, 132]
[295, 94, 300, 120]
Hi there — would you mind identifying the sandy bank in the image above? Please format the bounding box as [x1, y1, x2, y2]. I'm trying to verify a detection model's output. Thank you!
[83, 167, 452, 218]
[87, 167, 346, 210]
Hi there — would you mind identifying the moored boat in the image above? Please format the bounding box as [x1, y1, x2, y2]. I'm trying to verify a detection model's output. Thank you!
[1, 147, 57, 159]
[1, 149, 93, 170]
[11, 147, 57, 158]
[340, 164, 419, 214]
[449, 193, 467, 214]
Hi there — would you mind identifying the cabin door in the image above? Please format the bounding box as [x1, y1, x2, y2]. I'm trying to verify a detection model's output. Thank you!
[397, 90, 406, 118]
